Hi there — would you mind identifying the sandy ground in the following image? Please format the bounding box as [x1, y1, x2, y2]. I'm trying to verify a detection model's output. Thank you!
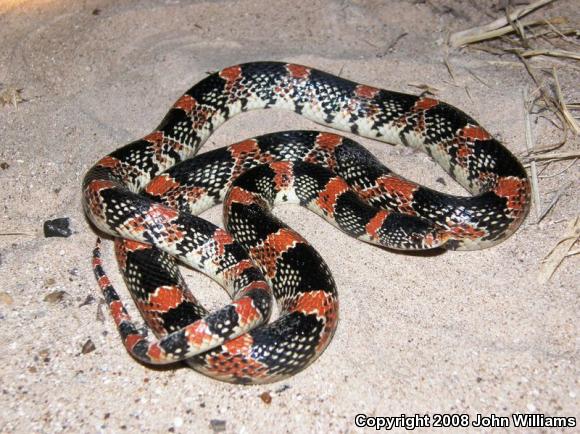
[0, 0, 578, 432]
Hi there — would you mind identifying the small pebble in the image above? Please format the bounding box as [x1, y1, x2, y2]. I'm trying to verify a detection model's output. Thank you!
[209, 419, 226, 433]
[275, 384, 291, 393]
[79, 294, 96, 307]
[81, 339, 96, 354]
[38, 349, 50, 363]
[43, 217, 72, 238]
[259, 391, 272, 404]
[44, 290, 69, 304]
[96, 300, 106, 322]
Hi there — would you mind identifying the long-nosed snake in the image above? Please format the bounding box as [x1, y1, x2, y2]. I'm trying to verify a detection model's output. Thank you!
[83, 62, 531, 384]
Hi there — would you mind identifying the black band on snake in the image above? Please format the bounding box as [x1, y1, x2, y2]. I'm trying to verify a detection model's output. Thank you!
[83, 62, 531, 384]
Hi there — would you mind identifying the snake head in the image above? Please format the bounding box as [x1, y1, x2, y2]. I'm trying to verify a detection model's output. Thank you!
[374, 212, 449, 250]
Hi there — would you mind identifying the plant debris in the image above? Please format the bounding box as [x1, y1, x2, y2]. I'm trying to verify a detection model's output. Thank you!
[449, 0, 559, 47]
[450, 0, 578, 282]
[0, 86, 25, 107]
[539, 217, 580, 282]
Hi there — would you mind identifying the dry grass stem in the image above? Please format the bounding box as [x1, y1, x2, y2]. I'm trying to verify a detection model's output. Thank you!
[538, 159, 578, 178]
[536, 181, 573, 223]
[0, 232, 31, 236]
[538, 216, 580, 283]
[407, 83, 441, 95]
[552, 68, 580, 135]
[451, 17, 566, 47]
[443, 53, 457, 85]
[517, 55, 571, 140]
[526, 151, 580, 161]
[449, 0, 557, 47]
[523, 88, 542, 220]
[542, 20, 580, 44]
[519, 48, 580, 61]
[465, 68, 491, 87]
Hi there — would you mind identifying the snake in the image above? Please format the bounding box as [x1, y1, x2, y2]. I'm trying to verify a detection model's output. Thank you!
[83, 62, 531, 384]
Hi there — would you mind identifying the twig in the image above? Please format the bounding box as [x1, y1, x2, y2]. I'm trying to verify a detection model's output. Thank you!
[0, 232, 32, 236]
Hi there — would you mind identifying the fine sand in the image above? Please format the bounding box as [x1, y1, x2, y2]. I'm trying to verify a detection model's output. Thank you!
[0, 0, 578, 432]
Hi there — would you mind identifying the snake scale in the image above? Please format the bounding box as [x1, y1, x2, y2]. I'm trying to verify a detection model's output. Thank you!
[83, 62, 531, 384]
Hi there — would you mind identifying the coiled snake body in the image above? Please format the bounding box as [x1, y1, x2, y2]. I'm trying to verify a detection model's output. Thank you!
[83, 62, 530, 384]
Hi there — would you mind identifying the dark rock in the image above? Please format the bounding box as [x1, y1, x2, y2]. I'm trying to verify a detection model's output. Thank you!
[210, 419, 226, 433]
[43, 218, 72, 238]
